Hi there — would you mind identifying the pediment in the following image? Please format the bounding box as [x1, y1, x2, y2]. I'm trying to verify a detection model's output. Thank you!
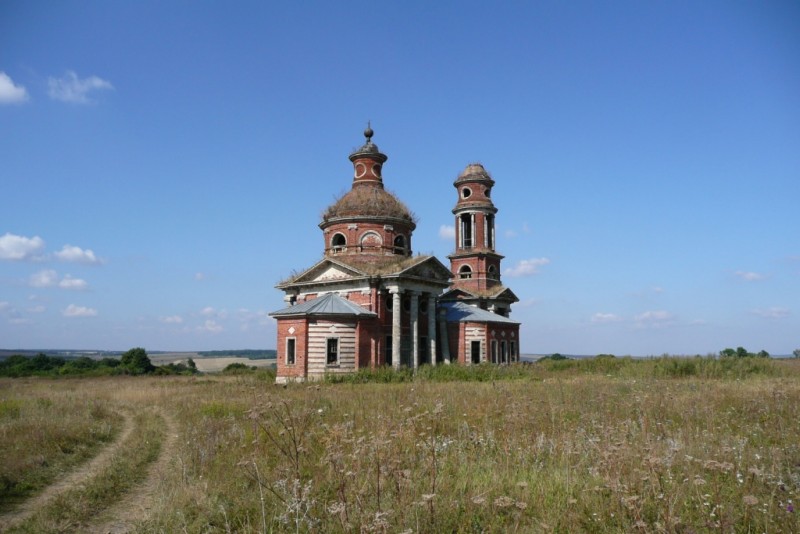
[400, 257, 452, 282]
[278, 258, 365, 287]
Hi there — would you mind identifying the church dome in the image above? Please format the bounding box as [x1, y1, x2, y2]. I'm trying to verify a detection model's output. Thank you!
[455, 163, 494, 185]
[322, 185, 416, 224]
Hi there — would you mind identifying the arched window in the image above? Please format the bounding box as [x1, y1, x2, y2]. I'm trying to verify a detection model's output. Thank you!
[331, 233, 346, 253]
[360, 231, 382, 251]
[461, 187, 472, 199]
[459, 265, 472, 279]
[488, 265, 498, 279]
[393, 235, 406, 255]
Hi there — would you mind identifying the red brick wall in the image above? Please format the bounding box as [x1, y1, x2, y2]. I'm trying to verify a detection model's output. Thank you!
[276, 318, 308, 380]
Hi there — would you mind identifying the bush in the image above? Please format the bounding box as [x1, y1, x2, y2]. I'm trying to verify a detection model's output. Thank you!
[120, 347, 155, 375]
[222, 362, 256, 374]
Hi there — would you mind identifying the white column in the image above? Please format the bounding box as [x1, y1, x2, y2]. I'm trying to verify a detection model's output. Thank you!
[391, 288, 401, 370]
[471, 213, 476, 248]
[409, 290, 419, 370]
[428, 294, 437, 366]
[438, 308, 451, 364]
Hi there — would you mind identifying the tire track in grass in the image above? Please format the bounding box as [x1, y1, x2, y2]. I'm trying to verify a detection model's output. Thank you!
[0, 409, 134, 532]
[85, 409, 179, 534]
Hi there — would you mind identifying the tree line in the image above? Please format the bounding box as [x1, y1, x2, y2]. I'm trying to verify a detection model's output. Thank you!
[0, 348, 197, 378]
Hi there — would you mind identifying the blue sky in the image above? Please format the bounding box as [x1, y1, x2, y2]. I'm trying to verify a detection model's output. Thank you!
[1, 1, 798, 355]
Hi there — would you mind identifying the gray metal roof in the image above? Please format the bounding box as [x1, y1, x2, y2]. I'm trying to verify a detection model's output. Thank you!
[440, 301, 520, 325]
[269, 292, 377, 318]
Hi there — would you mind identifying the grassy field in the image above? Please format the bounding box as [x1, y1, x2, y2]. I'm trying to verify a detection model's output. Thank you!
[1, 357, 799, 532]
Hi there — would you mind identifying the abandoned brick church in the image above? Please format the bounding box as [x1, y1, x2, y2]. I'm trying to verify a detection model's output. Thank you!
[270, 127, 520, 382]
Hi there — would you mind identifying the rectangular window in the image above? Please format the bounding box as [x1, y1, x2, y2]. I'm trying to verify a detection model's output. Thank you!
[327, 338, 339, 366]
[286, 337, 296, 365]
[510, 341, 516, 362]
[385, 335, 392, 366]
[500, 340, 507, 364]
[491, 340, 498, 364]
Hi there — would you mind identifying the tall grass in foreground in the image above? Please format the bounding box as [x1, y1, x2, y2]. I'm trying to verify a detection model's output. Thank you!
[0, 380, 122, 510]
[138, 359, 800, 532]
[2, 359, 798, 532]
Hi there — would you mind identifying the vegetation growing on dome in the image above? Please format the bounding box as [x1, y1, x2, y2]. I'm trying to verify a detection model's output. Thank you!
[322, 186, 418, 224]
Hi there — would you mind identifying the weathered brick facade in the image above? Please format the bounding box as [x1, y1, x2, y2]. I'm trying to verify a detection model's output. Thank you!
[271, 128, 521, 382]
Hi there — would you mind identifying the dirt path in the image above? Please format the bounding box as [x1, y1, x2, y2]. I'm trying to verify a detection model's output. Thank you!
[85, 409, 179, 534]
[0, 409, 135, 531]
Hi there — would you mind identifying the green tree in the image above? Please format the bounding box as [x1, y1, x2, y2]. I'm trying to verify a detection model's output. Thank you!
[187, 358, 197, 372]
[720, 348, 737, 358]
[757, 350, 770, 358]
[736, 346, 749, 358]
[120, 347, 155, 375]
[794, 349, 800, 359]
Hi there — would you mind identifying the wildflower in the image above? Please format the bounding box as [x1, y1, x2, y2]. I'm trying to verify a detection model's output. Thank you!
[742, 495, 759, 506]
[494, 496, 515, 508]
[515, 501, 528, 510]
[516, 481, 529, 489]
[422, 494, 435, 502]
[693, 477, 707, 486]
[787, 503, 794, 513]
[471, 496, 486, 505]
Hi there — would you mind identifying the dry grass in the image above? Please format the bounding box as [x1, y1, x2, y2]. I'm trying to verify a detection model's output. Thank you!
[0, 379, 122, 510]
[1, 360, 799, 532]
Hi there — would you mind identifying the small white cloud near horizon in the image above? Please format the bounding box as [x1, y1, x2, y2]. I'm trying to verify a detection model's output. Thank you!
[199, 319, 223, 333]
[735, 271, 765, 281]
[55, 245, 102, 264]
[63, 304, 97, 317]
[59, 275, 88, 290]
[634, 310, 675, 328]
[0, 233, 45, 261]
[438, 225, 455, 240]
[48, 71, 113, 104]
[504, 257, 550, 277]
[160, 315, 184, 324]
[0, 72, 29, 104]
[194, 272, 206, 281]
[591, 312, 623, 324]
[751, 307, 789, 319]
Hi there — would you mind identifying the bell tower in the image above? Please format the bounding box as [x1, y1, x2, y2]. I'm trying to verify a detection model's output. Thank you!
[448, 163, 504, 293]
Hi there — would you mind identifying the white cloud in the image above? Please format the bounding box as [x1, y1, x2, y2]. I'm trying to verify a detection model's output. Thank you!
[194, 272, 206, 281]
[160, 315, 184, 324]
[0, 72, 29, 104]
[634, 310, 675, 328]
[504, 229, 518, 238]
[735, 271, 765, 281]
[591, 313, 622, 324]
[200, 319, 223, 333]
[438, 225, 455, 240]
[27, 305, 46, 313]
[29, 270, 88, 290]
[29, 269, 58, 288]
[0, 233, 45, 261]
[751, 307, 789, 319]
[504, 257, 550, 277]
[48, 71, 113, 104]
[54, 245, 102, 264]
[0, 301, 10, 313]
[63, 304, 97, 317]
[200, 306, 227, 319]
[59, 275, 88, 290]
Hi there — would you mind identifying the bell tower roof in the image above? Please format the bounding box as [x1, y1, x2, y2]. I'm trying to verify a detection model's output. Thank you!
[349, 123, 388, 163]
